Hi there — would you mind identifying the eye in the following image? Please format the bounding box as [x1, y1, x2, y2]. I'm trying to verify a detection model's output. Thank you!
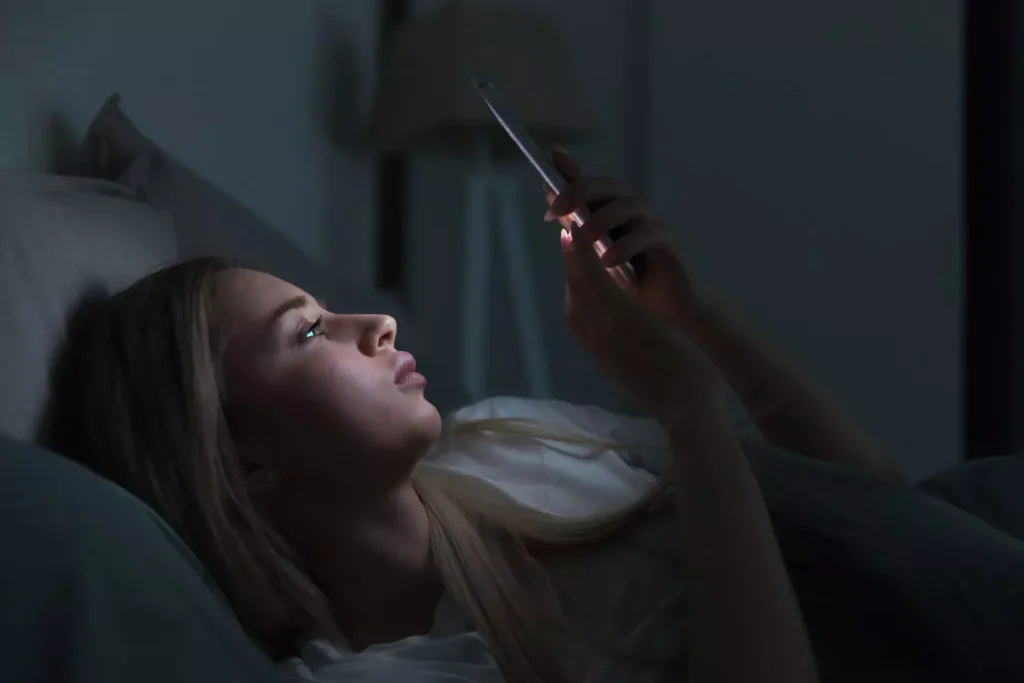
[300, 316, 325, 343]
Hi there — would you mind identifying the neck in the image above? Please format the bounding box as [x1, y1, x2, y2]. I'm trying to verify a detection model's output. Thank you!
[284, 480, 442, 650]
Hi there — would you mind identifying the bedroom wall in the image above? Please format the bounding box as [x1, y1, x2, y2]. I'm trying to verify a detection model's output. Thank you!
[0, 0, 380, 285]
[647, 0, 963, 481]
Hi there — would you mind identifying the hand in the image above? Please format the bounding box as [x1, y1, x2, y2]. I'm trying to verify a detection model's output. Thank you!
[544, 148, 706, 333]
[559, 222, 725, 428]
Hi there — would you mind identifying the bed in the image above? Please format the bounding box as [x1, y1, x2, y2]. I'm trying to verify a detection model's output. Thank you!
[2, 95, 1024, 683]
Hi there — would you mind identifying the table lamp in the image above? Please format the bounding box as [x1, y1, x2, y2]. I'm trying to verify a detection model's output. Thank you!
[368, 0, 597, 401]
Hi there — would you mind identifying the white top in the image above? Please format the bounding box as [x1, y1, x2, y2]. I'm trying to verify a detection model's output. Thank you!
[281, 397, 758, 682]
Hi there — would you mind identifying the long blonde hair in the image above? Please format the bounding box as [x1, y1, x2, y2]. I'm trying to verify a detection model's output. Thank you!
[43, 258, 676, 682]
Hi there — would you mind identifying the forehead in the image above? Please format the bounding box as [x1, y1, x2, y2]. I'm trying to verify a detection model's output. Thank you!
[211, 268, 308, 332]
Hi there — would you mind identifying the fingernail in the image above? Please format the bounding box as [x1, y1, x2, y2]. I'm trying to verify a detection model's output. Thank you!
[543, 210, 556, 222]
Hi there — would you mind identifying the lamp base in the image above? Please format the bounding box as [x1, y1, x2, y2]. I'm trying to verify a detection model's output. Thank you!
[461, 151, 552, 402]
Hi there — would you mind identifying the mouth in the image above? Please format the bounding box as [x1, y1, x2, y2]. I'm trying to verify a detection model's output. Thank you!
[393, 351, 427, 389]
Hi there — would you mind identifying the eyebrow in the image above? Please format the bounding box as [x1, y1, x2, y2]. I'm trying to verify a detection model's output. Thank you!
[265, 295, 326, 330]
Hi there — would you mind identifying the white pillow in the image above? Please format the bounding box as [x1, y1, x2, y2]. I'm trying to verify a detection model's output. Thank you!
[0, 173, 178, 441]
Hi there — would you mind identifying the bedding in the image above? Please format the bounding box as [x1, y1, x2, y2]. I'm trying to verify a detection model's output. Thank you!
[0, 433, 280, 683]
[917, 454, 1024, 542]
[0, 173, 177, 441]
[82, 95, 379, 315]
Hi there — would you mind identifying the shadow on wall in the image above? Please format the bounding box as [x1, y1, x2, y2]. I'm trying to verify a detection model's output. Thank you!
[310, 10, 385, 290]
[44, 109, 81, 176]
[312, 11, 363, 152]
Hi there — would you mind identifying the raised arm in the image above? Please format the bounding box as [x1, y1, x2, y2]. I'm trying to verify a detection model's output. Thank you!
[682, 297, 905, 482]
[545, 148, 903, 483]
[557, 219, 818, 683]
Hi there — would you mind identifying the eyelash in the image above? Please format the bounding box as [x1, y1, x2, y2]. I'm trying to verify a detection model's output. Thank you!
[300, 316, 325, 343]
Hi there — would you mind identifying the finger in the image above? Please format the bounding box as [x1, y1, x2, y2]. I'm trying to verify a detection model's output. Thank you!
[578, 196, 652, 243]
[561, 227, 620, 301]
[607, 262, 636, 292]
[551, 146, 585, 181]
[550, 177, 623, 217]
[600, 223, 670, 267]
[543, 190, 576, 231]
[543, 189, 556, 216]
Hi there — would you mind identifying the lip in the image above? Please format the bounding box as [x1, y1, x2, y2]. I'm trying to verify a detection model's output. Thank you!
[393, 351, 426, 388]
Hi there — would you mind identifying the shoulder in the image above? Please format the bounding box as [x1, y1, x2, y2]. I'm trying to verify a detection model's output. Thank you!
[431, 396, 667, 516]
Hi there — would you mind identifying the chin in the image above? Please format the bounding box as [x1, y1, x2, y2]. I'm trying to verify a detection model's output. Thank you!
[414, 397, 443, 443]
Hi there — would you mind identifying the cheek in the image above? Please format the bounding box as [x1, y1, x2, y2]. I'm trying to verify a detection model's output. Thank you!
[229, 347, 440, 490]
[294, 350, 407, 438]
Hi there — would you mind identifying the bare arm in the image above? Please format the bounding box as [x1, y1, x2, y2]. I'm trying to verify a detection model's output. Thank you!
[669, 406, 818, 683]
[546, 156, 819, 682]
[683, 296, 905, 482]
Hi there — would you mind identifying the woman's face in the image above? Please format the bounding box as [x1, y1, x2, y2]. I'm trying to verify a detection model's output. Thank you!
[212, 268, 441, 506]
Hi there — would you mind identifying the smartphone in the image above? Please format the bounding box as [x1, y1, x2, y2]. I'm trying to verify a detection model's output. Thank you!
[471, 77, 639, 286]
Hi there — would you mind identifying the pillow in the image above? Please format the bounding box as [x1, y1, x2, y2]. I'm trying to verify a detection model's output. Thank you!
[82, 94, 396, 319]
[0, 173, 177, 441]
[81, 95, 470, 415]
[0, 433, 280, 683]
[916, 455, 1024, 542]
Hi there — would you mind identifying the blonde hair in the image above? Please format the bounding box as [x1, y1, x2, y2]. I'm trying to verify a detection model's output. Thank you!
[43, 258, 677, 682]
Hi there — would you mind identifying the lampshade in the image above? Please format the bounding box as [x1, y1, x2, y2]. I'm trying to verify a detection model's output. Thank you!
[368, 0, 598, 154]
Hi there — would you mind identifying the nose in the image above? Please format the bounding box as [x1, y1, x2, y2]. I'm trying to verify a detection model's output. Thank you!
[359, 315, 397, 355]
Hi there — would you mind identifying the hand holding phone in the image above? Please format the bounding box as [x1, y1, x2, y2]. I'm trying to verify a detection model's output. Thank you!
[472, 78, 639, 286]
[543, 146, 707, 329]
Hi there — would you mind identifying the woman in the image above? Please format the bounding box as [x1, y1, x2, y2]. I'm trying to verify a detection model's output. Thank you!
[50, 149, 919, 683]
